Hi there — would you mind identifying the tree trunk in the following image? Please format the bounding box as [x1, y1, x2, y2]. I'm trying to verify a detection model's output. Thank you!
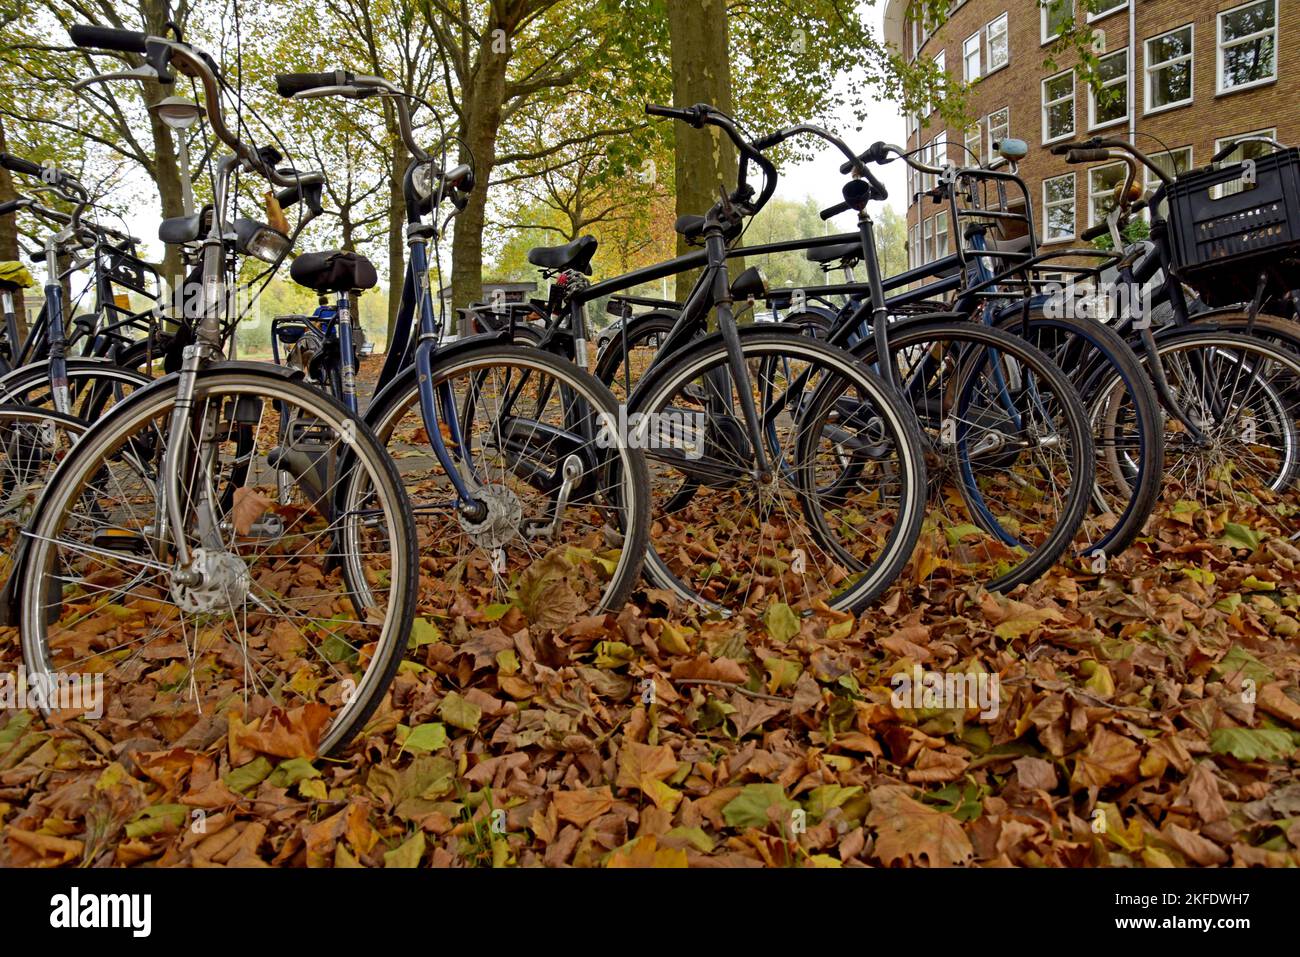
[140, 0, 186, 286]
[665, 0, 738, 303]
[450, 18, 513, 336]
[0, 112, 26, 335]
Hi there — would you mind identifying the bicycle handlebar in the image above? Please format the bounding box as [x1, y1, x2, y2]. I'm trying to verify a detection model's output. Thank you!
[72, 25, 320, 192]
[277, 70, 435, 170]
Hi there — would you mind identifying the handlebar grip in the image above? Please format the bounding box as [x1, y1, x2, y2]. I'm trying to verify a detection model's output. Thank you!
[443, 164, 473, 191]
[68, 24, 149, 54]
[1081, 222, 1110, 242]
[645, 103, 682, 118]
[276, 72, 349, 97]
[1066, 148, 1111, 163]
[820, 200, 851, 221]
[0, 153, 44, 179]
[0, 200, 22, 216]
[838, 141, 889, 175]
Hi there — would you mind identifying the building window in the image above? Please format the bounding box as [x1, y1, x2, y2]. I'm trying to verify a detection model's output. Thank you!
[1041, 0, 1072, 45]
[964, 32, 982, 82]
[1144, 147, 1192, 217]
[923, 216, 936, 263]
[1088, 162, 1129, 226]
[1145, 25, 1194, 113]
[1214, 128, 1277, 196]
[910, 223, 921, 268]
[935, 210, 951, 258]
[1088, 0, 1126, 21]
[1043, 173, 1076, 242]
[1089, 49, 1128, 129]
[1217, 0, 1277, 94]
[1042, 70, 1075, 143]
[964, 122, 982, 164]
[986, 14, 1009, 72]
[931, 50, 947, 114]
[987, 107, 1010, 164]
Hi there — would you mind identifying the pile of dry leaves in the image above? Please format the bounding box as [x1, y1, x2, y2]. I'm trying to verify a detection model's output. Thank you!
[2, 500, 1298, 868]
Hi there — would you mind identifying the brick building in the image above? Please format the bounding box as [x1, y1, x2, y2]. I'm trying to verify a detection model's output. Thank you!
[882, 0, 1296, 268]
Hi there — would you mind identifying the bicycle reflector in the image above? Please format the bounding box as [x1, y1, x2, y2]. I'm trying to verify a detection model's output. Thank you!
[234, 217, 292, 263]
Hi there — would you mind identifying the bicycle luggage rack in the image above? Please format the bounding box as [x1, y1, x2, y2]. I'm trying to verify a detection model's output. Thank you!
[1164, 146, 1300, 305]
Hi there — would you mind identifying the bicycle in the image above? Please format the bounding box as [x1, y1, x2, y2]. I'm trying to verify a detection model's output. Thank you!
[784, 140, 1164, 564]
[1043, 135, 1300, 517]
[498, 104, 936, 614]
[15, 25, 419, 757]
[276, 67, 652, 620]
[0, 158, 156, 418]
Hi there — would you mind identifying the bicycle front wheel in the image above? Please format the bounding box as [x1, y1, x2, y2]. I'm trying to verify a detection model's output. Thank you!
[631, 330, 927, 615]
[18, 371, 417, 757]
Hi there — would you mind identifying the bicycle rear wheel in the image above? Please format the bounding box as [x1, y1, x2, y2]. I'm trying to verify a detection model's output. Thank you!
[18, 371, 416, 756]
[994, 311, 1164, 557]
[365, 344, 650, 622]
[852, 320, 1095, 592]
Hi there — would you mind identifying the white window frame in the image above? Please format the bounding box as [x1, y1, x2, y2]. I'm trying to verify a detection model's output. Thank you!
[1089, 49, 1129, 131]
[910, 223, 921, 268]
[929, 50, 947, 116]
[1041, 69, 1075, 144]
[1087, 0, 1127, 23]
[1216, 0, 1278, 95]
[985, 13, 1009, 73]
[923, 216, 936, 263]
[935, 210, 951, 258]
[963, 31, 982, 82]
[1088, 161, 1129, 227]
[1142, 146, 1192, 219]
[1042, 172, 1076, 243]
[987, 107, 1010, 166]
[1041, 0, 1072, 46]
[1144, 24, 1194, 115]
[1213, 128, 1277, 196]
[964, 122, 982, 165]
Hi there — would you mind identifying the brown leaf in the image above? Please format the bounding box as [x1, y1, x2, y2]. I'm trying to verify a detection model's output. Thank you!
[553, 787, 616, 827]
[670, 653, 746, 684]
[1071, 726, 1141, 789]
[867, 785, 973, 867]
[231, 485, 274, 536]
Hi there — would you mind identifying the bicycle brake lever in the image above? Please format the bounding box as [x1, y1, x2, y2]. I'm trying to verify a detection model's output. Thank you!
[72, 65, 159, 91]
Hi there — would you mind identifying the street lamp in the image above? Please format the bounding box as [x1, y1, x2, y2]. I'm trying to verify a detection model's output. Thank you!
[149, 96, 201, 216]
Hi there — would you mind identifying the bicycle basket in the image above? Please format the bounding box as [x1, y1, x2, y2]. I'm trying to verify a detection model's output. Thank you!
[1165, 146, 1300, 304]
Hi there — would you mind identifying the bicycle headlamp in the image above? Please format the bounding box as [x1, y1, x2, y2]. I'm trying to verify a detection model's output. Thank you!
[234, 217, 292, 263]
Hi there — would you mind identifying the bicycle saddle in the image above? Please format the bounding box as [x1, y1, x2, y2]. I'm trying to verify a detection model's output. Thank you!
[158, 205, 213, 245]
[804, 241, 862, 264]
[290, 250, 378, 293]
[527, 234, 597, 275]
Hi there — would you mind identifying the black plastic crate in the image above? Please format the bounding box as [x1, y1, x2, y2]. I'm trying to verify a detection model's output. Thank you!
[1165, 147, 1300, 301]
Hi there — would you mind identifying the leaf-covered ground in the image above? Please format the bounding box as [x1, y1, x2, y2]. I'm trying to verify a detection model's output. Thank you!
[2, 493, 1298, 868]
